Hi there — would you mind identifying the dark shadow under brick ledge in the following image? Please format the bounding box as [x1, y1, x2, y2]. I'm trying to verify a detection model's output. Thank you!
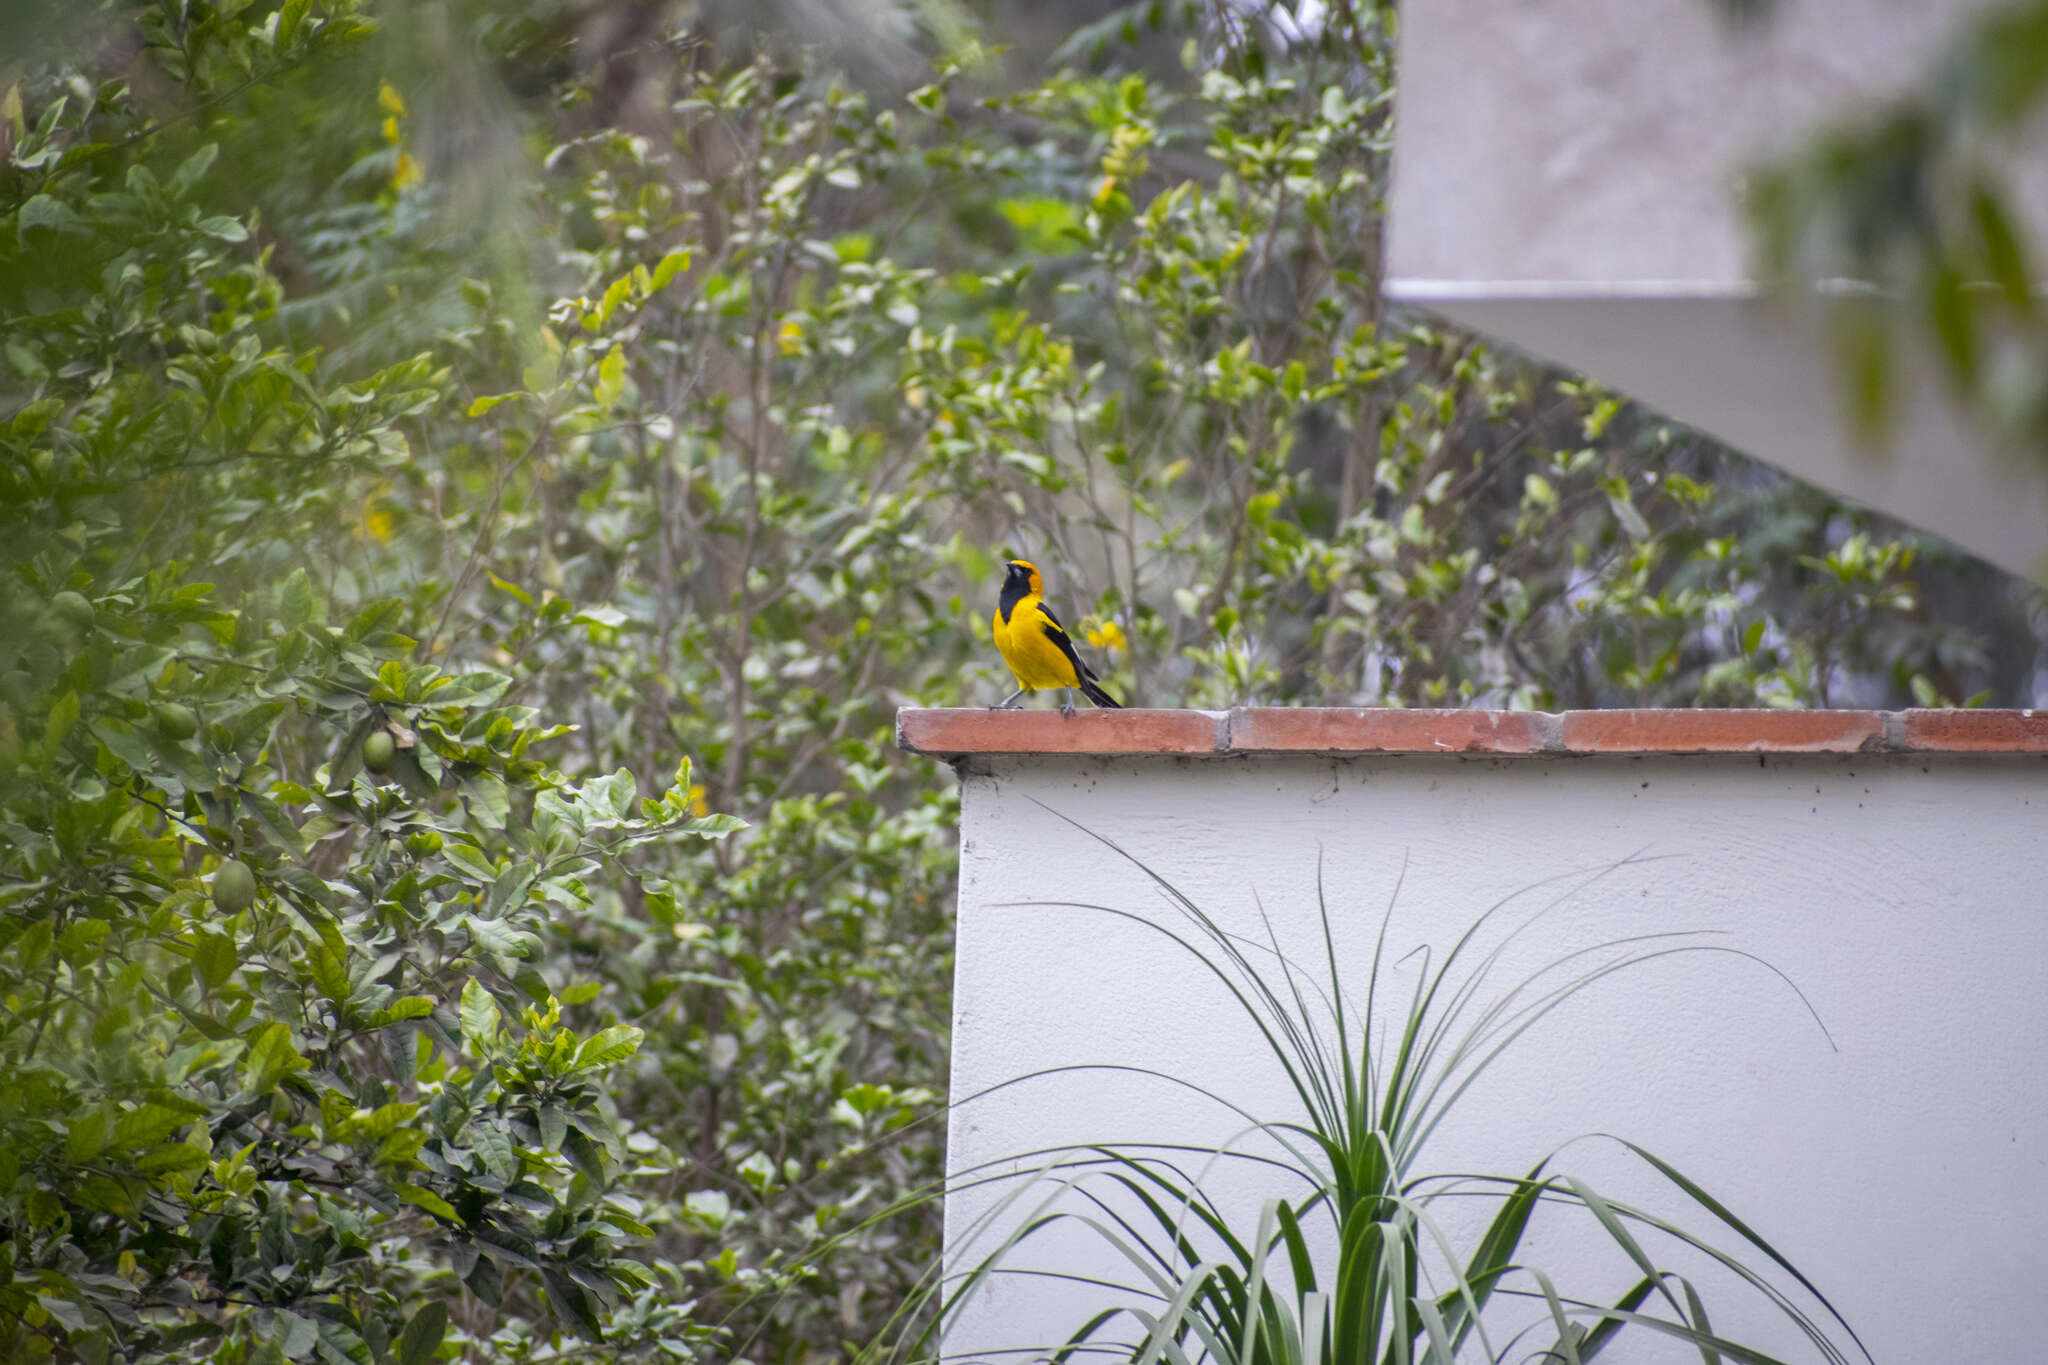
[895, 707, 2048, 758]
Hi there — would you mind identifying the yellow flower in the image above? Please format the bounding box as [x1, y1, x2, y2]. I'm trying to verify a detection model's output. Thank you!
[357, 483, 394, 542]
[687, 784, 710, 818]
[381, 115, 400, 145]
[1083, 619, 1126, 652]
[776, 318, 804, 356]
[377, 81, 407, 118]
[392, 151, 423, 190]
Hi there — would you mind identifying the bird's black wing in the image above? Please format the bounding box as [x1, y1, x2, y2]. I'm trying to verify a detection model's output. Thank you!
[1034, 601, 1099, 683]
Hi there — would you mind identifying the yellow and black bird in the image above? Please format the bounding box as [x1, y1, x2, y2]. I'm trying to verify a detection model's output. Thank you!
[991, 559, 1122, 714]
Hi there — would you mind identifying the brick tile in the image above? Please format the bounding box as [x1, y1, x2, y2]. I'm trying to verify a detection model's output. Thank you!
[895, 708, 1224, 756]
[899, 706, 2048, 759]
[1560, 709, 1883, 754]
[1901, 709, 2048, 753]
[1227, 708, 1541, 755]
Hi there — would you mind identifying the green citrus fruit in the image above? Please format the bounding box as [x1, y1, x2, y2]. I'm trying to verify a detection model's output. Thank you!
[362, 730, 397, 773]
[51, 591, 94, 631]
[152, 701, 199, 740]
[211, 858, 257, 915]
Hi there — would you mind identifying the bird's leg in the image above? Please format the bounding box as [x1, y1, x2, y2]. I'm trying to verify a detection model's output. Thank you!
[993, 688, 1027, 710]
[1059, 688, 1075, 717]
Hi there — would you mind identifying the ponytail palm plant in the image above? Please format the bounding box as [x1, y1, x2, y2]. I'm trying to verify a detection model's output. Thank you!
[930, 841, 1869, 1365]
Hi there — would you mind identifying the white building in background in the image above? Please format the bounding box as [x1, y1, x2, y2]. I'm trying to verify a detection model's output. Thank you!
[1386, 0, 2048, 581]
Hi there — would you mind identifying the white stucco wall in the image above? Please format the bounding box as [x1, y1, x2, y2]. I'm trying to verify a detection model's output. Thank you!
[942, 750, 2048, 1361]
[1386, 0, 2048, 579]
[1389, 0, 2035, 289]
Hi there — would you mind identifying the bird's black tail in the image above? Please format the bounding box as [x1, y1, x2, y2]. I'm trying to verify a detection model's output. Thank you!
[1080, 678, 1122, 709]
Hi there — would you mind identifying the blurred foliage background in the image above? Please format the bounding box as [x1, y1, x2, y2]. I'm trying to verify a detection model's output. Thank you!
[1, 0, 2043, 1361]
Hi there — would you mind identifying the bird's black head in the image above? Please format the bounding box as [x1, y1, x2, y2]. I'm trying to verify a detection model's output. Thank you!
[998, 559, 1041, 621]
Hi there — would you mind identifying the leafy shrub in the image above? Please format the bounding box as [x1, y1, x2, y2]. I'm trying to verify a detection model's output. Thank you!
[0, 1, 2029, 1361]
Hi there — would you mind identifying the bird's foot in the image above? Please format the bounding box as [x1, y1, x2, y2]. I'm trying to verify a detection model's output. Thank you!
[1059, 689, 1075, 717]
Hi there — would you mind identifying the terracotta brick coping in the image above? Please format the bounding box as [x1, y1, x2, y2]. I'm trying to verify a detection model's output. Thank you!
[896, 707, 2048, 758]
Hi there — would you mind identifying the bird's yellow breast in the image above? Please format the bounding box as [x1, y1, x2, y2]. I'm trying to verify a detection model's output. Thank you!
[993, 599, 1081, 689]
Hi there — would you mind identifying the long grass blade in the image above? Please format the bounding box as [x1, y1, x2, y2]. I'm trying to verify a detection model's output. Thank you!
[1526, 1267, 1585, 1365]
[1608, 1137, 1870, 1363]
[1574, 1274, 1656, 1359]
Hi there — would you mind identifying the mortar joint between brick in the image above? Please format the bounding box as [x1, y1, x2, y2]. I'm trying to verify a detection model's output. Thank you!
[1877, 710, 1907, 752]
[1529, 711, 1565, 754]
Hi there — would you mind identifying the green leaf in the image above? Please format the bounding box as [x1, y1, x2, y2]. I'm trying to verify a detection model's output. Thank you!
[841, 1082, 891, 1116]
[460, 978, 501, 1048]
[65, 1110, 108, 1163]
[560, 1126, 606, 1184]
[277, 0, 310, 46]
[194, 931, 237, 989]
[444, 842, 497, 882]
[46, 689, 79, 751]
[396, 1301, 446, 1365]
[1972, 184, 2033, 312]
[280, 568, 315, 631]
[371, 996, 435, 1026]
[308, 931, 348, 1004]
[396, 1183, 460, 1223]
[487, 572, 533, 607]
[463, 774, 509, 831]
[242, 1021, 303, 1095]
[593, 273, 634, 327]
[18, 194, 85, 238]
[1925, 260, 1976, 385]
[276, 1309, 319, 1361]
[572, 603, 627, 629]
[1605, 493, 1650, 540]
[243, 788, 306, 858]
[1959, 3, 2048, 126]
[195, 216, 248, 242]
[172, 144, 220, 193]
[135, 1141, 209, 1175]
[470, 1119, 518, 1181]
[465, 1251, 504, 1307]
[1830, 302, 1895, 445]
[650, 247, 692, 291]
[593, 344, 626, 409]
[111, 1102, 193, 1151]
[593, 768, 638, 819]
[10, 396, 63, 439]
[574, 1025, 644, 1070]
